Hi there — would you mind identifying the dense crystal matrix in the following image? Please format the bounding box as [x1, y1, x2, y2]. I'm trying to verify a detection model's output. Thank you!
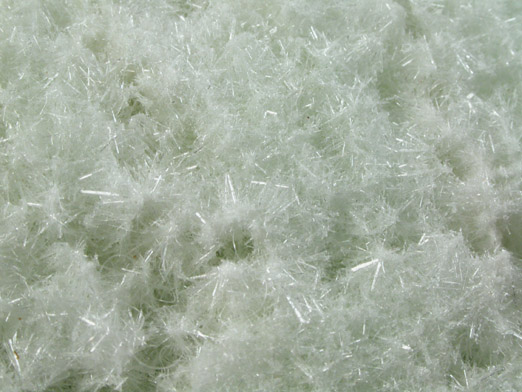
[0, 0, 521, 390]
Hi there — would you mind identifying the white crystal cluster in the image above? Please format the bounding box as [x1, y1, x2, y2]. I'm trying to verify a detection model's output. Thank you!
[1, 0, 521, 390]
